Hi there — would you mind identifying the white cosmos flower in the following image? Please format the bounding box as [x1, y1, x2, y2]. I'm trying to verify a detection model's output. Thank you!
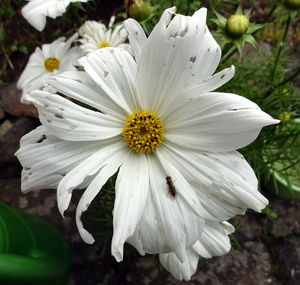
[15, 7, 279, 280]
[78, 19, 131, 54]
[17, 34, 80, 103]
[22, 0, 90, 31]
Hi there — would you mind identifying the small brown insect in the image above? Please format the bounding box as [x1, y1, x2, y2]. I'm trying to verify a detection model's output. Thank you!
[166, 176, 176, 198]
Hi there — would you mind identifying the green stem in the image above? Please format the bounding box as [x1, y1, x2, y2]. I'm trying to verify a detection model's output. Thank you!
[264, 4, 277, 22]
[263, 67, 300, 98]
[275, 67, 300, 89]
[222, 46, 237, 62]
[271, 14, 291, 79]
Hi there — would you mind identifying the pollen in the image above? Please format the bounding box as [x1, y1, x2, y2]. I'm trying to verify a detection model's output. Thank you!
[123, 110, 164, 153]
[99, 41, 111, 48]
[44, 57, 60, 72]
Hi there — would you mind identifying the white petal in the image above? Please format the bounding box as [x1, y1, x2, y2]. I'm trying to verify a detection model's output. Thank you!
[109, 24, 128, 47]
[15, 126, 107, 193]
[124, 19, 147, 62]
[158, 65, 235, 119]
[57, 141, 125, 215]
[166, 92, 279, 152]
[76, 147, 129, 244]
[29, 90, 123, 141]
[52, 33, 78, 59]
[22, 0, 89, 31]
[186, 21, 221, 85]
[159, 248, 199, 281]
[185, 65, 235, 96]
[136, 8, 217, 115]
[48, 71, 127, 120]
[160, 144, 268, 220]
[128, 155, 204, 261]
[58, 47, 81, 72]
[111, 153, 150, 262]
[194, 221, 234, 258]
[156, 147, 210, 219]
[160, 220, 234, 281]
[79, 20, 107, 37]
[78, 48, 139, 113]
[17, 47, 47, 95]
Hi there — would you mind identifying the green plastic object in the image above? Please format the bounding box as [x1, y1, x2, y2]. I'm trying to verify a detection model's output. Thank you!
[0, 201, 71, 284]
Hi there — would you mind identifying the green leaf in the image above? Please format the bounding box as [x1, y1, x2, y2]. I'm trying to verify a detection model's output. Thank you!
[0, 27, 6, 41]
[19, 45, 28, 54]
[262, 206, 278, 218]
[10, 44, 17, 52]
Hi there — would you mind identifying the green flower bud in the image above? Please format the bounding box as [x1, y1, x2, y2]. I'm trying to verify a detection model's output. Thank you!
[126, 0, 151, 22]
[278, 111, 292, 122]
[285, 0, 300, 9]
[225, 14, 249, 38]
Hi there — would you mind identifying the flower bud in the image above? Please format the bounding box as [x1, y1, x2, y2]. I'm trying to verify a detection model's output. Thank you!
[225, 14, 249, 38]
[285, 0, 300, 9]
[278, 111, 292, 122]
[126, 0, 151, 22]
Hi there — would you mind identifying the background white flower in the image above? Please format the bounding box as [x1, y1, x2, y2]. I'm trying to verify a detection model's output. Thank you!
[17, 34, 80, 103]
[16, 7, 279, 280]
[79, 19, 131, 54]
[22, 0, 90, 31]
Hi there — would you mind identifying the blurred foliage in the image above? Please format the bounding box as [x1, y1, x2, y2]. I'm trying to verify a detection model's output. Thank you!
[218, 46, 300, 190]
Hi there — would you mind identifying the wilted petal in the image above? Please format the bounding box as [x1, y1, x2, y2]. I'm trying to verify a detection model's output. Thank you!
[15, 126, 109, 193]
[111, 153, 150, 262]
[124, 18, 147, 62]
[159, 144, 268, 220]
[128, 155, 205, 262]
[48, 71, 127, 120]
[160, 221, 234, 281]
[57, 141, 124, 215]
[29, 90, 123, 141]
[78, 48, 139, 113]
[136, 7, 207, 111]
[76, 147, 129, 244]
[159, 248, 199, 281]
[194, 221, 234, 258]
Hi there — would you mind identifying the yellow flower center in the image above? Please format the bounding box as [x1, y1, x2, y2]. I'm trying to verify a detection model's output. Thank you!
[99, 41, 110, 48]
[44, 57, 60, 72]
[123, 110, 164, 153]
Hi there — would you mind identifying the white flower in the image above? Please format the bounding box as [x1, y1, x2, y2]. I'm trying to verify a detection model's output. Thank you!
[22, 0, 90, 31]
[78, 19, 131, 54]
[17, 34, 80, 103]
[16, 7, 279, 280]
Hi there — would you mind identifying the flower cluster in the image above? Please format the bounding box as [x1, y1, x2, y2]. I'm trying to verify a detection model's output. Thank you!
[16, 4, 279, 281]
[18, 3, 130, 103]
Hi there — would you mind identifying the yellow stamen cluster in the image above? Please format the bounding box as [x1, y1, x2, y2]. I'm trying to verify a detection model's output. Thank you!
[123, 110, 164, 153]
[99, 41, 111, 48]
[44, 57, 60, 72]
